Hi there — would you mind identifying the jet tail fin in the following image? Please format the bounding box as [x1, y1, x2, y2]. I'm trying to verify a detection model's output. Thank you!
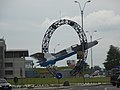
[30, 53, 44, 60]
[30, 52, 55, 62]
[30, 53, 47, 64]
[44, 53, 54, 58]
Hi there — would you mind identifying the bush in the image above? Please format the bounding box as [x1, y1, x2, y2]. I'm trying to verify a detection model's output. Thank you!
[63, 81, 70, 86]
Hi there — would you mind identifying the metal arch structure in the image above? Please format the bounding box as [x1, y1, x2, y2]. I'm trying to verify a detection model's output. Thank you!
[42, 19, 88, 76]
[42, 19, 87, 52]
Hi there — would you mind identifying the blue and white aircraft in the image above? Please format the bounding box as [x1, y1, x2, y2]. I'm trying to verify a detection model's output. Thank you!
[30, 40, 98, 67]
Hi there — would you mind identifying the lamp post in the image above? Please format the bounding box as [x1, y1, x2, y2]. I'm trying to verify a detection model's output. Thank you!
[86, 30, 97, 69]
[54, 44, 60, 53]
[74, 0, 91, 83]
[53, 44, 60, 85]
[74, 0, 91, 32]
[74, 0, 91, 57]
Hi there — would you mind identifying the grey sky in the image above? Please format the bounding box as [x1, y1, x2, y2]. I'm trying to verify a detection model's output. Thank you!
[0, 0, 120, 68]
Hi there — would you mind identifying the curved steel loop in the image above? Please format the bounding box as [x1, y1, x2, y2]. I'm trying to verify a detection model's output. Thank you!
[42, 19, 88, 76]
[42, 19, 87, 54]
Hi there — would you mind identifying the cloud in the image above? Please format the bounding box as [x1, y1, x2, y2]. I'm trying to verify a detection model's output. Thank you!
[41, 10, 120, 32]
[41, 18, 56, 29]
[63, 16, 80, 24]
[0, 22, 15, 27]
[85, 10, 120, 31]
[40, 16, 81, 30]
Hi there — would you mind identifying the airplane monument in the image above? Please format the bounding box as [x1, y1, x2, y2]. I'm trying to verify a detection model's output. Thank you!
[31, 19, 98, 78]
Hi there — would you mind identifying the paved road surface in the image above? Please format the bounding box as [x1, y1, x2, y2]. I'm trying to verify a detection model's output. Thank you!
[12, 84, 120, 90]
[70, 85, 120, 90]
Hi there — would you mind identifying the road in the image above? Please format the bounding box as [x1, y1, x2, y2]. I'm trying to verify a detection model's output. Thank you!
[12, 84, 120, 90]
[70, 84, 120, 90]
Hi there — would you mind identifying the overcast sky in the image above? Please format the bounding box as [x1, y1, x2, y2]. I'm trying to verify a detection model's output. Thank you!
[0, 0, 120, 68]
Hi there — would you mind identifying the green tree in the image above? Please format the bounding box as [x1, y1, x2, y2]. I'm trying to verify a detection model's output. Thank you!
[103, 45, 120, 70]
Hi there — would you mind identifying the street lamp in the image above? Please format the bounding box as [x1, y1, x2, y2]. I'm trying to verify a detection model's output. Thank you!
[74, 0, 91, 55]
[74, 0, 91, 84]
[86, 30, 97, 69]
[74, 0, 91, 32]
[54, 44, 60, 53]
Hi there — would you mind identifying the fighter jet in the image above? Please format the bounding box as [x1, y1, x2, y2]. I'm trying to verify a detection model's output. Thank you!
[30, 40, 98, 67]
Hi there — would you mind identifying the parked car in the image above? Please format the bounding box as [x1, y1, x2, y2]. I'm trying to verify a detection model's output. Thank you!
[0, 79, 12, 90]
[116, 79, 120, 88]
[110, 72, 120, 86]
[116, 75, 120, 88]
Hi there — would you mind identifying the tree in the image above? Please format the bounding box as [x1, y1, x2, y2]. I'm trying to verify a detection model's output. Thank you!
[103, 45, 120, 70]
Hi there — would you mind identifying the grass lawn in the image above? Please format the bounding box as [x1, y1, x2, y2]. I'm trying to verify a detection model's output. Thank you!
[8, 77, 110, 85]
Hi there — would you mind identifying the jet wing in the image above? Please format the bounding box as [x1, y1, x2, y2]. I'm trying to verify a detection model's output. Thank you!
[30, 53, 44, 59]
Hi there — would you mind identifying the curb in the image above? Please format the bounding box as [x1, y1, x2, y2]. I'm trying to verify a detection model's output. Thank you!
[11, 83, 111, 89]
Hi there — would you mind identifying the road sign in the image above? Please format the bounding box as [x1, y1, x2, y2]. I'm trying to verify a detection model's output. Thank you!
[14, 77, 18, 84]
[56, 73, 62, 79]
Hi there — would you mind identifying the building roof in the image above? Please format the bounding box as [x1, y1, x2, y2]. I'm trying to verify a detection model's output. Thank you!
[5, 50, 29, 58]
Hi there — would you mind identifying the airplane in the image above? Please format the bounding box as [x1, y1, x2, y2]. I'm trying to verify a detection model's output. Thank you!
[30, 40, 98, 67]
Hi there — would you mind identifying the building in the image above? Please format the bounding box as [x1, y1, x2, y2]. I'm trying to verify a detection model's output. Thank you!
[67, 60, 76, 67]
[0, 39, 6, 78]
[0, 39, 29, 78]
[25, 60, 37, 77]
[60, 69, 72, 78]
[25, 60, 33, 68]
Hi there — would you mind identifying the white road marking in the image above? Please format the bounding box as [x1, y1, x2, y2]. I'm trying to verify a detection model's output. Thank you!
[104, 87, 107, 90]
[84, 89, 89, 90]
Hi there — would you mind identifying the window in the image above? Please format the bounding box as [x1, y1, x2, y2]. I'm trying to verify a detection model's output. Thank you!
[5, 53, 13, 58]
[5, 70, 13, 75]
[5, 63, 13, 67]
[0, 47, 3, 59]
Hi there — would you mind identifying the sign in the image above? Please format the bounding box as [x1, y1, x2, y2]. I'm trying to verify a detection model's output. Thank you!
[14, 77, 18, 84]
[77, 51, 84, 59]
[67, 60, 76, 67]
[20, 68, 22, 76]
[56, 73, 62, 79]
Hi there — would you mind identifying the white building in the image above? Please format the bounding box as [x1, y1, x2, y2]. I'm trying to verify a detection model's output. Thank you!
[25, 60, 33, 68]
[0, 39, 29, 78]
[67, 60, 76, 67]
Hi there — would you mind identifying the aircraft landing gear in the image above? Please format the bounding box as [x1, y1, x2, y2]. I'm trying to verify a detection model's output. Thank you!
[47, 65, 57, 77]
[70, 60, 85, 76]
